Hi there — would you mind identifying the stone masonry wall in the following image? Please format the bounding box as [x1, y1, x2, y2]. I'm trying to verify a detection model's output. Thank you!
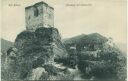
[25, 2, 54, 31]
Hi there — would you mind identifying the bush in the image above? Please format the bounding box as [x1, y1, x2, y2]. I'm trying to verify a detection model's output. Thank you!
[78, 44, 126, 80]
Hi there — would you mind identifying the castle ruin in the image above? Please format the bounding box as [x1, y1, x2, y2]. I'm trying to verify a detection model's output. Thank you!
[25, 1, 54, 31]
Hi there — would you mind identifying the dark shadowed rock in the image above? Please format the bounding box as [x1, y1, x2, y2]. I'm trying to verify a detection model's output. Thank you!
[4, 27, 68, 80]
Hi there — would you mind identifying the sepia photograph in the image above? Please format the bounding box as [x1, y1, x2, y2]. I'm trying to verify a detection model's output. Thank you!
[1, 0, 127, 81]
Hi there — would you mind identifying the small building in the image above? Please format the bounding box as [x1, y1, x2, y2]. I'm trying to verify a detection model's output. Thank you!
[25, 1, 54, 31]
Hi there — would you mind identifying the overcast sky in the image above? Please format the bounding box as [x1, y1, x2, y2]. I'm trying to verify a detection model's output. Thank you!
[1, 0, 127, 44]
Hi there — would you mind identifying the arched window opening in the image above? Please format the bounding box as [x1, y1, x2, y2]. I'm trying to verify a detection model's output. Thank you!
[33, 7, 39, 17]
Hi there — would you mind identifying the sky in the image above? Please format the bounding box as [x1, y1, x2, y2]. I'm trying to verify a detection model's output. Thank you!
[1, 0, 127, 44]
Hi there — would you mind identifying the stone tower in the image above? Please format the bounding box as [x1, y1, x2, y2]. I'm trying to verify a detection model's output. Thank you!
[25, 1, 54, 31]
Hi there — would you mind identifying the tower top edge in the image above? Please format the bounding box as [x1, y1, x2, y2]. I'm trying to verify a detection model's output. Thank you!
[25, 1, 54, 10]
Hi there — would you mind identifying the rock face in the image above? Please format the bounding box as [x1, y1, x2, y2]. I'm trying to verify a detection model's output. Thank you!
[2, 27, 68, 80]
[14, 27, 67, 62]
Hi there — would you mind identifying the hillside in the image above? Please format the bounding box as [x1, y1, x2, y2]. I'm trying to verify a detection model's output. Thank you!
[62, 34, 86, 44]
[1, 32, 126, 80]
[62, 33, 126, 80]
[62, 33, 108, 45]
[1, 38, 13, 52]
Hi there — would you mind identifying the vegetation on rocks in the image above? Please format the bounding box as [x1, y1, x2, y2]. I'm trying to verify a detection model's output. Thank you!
[63, 33, 126, 80]
[1, 29, 126, 80]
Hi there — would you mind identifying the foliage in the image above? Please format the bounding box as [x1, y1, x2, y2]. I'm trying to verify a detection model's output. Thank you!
[78, 44, 126, 80]
[63, 33, 108, 47]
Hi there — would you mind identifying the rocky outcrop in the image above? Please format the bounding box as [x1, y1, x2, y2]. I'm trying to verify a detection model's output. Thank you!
[2, 27, 69, 80]
[2, 29, 126, 80]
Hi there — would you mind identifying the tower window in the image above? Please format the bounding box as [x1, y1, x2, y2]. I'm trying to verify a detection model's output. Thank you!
[33, 7, 39, 17]
[28, 16, 30, 20]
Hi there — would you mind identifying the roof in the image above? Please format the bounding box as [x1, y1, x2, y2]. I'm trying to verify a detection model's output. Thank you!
[25, 1, 54, 10]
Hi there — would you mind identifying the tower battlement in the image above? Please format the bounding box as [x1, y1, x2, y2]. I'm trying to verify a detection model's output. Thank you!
[25, 1, 54, 31]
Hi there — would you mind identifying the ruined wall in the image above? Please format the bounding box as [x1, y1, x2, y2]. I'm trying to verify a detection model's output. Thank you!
[25, 2, 54, 31]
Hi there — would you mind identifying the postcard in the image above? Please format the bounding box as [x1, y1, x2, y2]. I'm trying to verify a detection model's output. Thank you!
[1, 0, 127, 81]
